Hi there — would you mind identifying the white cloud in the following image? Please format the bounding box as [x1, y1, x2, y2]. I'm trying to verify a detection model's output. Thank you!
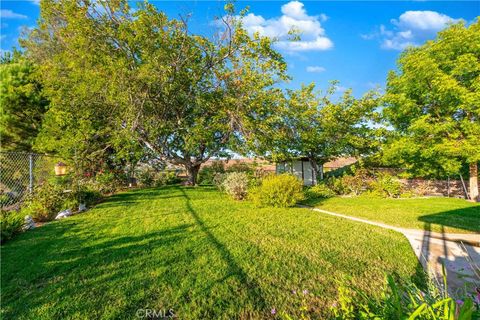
[362, 11, 460, 50]
[306, 66, 326, 73]
[28, 0, 40, 5]
[0, 9, 28, 19]
[224, 1, 333, 52]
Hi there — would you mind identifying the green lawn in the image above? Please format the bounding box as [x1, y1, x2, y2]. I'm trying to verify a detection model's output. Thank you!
[2, 186, 423, 319]
[306, 196, 480, 234]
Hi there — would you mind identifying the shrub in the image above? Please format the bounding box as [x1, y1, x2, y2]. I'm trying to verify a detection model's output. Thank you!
[369, 173, 403, 198]
[137, 168, 156, 187]
[155, 171, 181, 186]
[327, 176, 349, 195]
[213, 172, 226, 190]
[71, 181, 103, 207]
[23, 181, 65, 221]
[305, 184, 336, 199]
[95, 171, 119, 194]
[250, 174, 304, 207]
[222, 172, 249, 200]
[1, 210, 24, 244]
[198, 161, 225, 185]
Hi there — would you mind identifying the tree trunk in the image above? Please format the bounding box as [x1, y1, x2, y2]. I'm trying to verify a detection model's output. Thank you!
[185, 164, 201, 186]
[469, 162, 479, 202]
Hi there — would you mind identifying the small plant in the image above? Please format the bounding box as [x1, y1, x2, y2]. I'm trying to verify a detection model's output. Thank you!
[222, 172, 249, 200]
[330, 273, 479, 319]
[369, 173, 403, 198]
[305, 184, 336, 199]
[0, 210, 24, 244]
[249, 174, 304, 207]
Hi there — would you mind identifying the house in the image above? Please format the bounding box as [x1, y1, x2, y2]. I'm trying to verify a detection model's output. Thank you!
[276, 157, 358, 186]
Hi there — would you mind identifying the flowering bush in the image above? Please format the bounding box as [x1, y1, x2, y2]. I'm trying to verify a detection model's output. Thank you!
[222, 172, 249, 200]
[249, 174, 304, 207]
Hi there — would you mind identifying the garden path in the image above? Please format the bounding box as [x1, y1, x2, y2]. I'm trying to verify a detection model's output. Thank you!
[302, 206, 480, 294]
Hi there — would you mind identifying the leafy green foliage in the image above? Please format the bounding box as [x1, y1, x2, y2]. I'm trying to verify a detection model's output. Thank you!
[260, 82, 379, 184]
[368, 173, 403, 198]
[382, 20, 480, 200]
[154, 171, 180, 187]
[330, 274, 479, 319]
[0, 210, 24, 244]
[222, 172, 249, 200]
[250, 174, 304, 207]
[22, 181, 65, 221]
[24, 0, 287, 185]
[198, 162, 226, 185]
[305, 184, 336, 200]
[0, 51, 48, 151]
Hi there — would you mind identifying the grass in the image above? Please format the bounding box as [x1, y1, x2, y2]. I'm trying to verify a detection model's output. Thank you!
[1, 186, 424, 319]
[305, 196, 480, 234]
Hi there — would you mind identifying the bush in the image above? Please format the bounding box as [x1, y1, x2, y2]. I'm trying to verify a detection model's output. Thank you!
[95, 171, 120, 194]
[198, 161, 225, 185]
[155, 171, 181, 186]
[305, 184, 336, 199]
[213, 172, 226, 190]
[71, 181, 103, 207]
[222, 172, 249, 200]
[137, 168, 156, 187]
[23, 181, 65, 221]
[250, 174, 304, 207]
[1, 210, 24, 244]
[369, 173, 403, 198]
[327, 176, 349, 195]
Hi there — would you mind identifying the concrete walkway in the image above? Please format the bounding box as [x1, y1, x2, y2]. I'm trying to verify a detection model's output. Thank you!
[303, 206, 480, 293]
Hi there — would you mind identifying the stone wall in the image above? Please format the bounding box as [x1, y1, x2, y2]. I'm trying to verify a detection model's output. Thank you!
[399, 178, 474, 198]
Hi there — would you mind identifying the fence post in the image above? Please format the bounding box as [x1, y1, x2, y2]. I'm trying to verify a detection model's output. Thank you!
[29, 153, 33, 193]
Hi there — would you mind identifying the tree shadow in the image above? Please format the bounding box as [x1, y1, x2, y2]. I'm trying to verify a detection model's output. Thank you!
[176, 186, 268, 313]
[418, 206, 480, 233]
[1, 185, 269, 319]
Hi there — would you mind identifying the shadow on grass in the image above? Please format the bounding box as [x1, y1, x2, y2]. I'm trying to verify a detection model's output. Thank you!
[1, 185, 269, 319]
[176, 186, 268, 312]
[418, 206, 480, 233]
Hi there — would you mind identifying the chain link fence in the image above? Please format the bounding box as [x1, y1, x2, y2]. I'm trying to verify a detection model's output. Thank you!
[0, 152, 63, 210]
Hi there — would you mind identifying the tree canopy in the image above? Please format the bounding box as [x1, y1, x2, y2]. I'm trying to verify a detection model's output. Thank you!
[382, 19, 480, 200]
[260, 82, 379, 184]
[23, 0, 287, 184]
[0, 50, 49, 152]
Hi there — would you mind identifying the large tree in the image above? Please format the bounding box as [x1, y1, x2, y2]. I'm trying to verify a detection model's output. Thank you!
[266, 82, 378, 184]
[383, 20, 480, 201]
[0, 51, 49, 151]
[23, 0, 287, 185]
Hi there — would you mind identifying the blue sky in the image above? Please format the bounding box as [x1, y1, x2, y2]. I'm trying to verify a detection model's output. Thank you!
[1, 1, 479, 96]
